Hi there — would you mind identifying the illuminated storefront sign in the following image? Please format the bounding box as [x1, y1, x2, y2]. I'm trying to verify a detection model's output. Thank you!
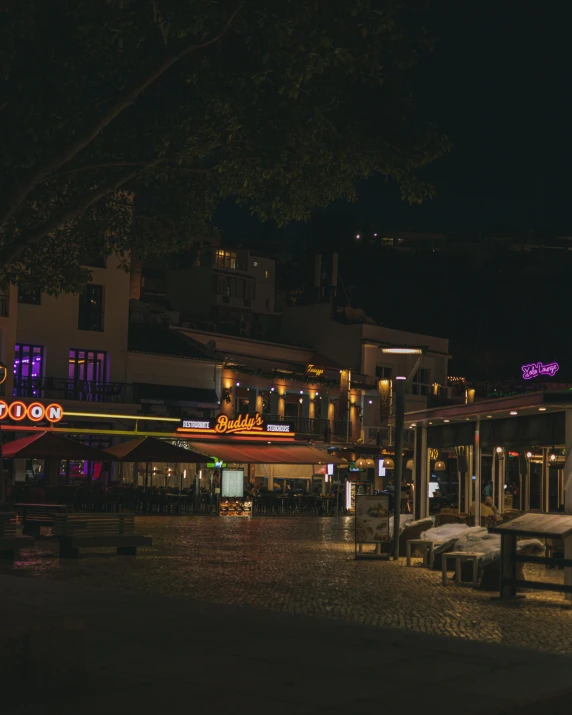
[305, 363, 325, 377]
[178, 412, 294, 438]
[0, 401, 63, 423]
[521, 361, 559, 380]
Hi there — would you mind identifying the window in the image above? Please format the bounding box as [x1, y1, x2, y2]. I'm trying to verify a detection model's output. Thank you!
[214, 250, 237, 270]
[264, 270, 269, 279]
[412, 368, 431, 396]
[18, 286, 41, 305]
[68, 349, 107, 383]
[78, 284, 104, 331]
[375, 365, 393, 379]
[243, 280, 255, 300]
[13, 344, 44, 397]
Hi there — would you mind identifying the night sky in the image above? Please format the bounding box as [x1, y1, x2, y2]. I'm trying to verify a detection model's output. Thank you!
[217, 1, 571, 382]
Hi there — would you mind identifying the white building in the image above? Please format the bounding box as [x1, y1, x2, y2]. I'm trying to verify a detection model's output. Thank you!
[280, 302, 450, 444]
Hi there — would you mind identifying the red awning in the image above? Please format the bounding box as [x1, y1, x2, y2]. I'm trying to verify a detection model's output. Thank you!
[1, 432, 117, 461]
[104, 436, 205, 463]
[186, 441, 345, 465]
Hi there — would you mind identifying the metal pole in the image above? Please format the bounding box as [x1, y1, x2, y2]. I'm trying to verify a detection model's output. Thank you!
[346, 371, 352, 443]
[392, 379, 405, 559]
[474, 418, 481, 524]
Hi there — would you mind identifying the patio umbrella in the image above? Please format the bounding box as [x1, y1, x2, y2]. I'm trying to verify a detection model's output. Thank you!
[2, 431, 117, 461]
[104, 436, 205, 489]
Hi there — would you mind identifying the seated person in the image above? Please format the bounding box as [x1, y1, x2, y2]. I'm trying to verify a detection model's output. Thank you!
[469, 497, 499, 522]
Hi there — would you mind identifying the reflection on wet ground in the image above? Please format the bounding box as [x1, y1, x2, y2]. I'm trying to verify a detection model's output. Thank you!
[5, 516, 572, 653]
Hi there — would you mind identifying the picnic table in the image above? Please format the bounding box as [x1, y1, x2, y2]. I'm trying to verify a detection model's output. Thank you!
[489, 512, 572, 600]
[14, 503, 68, 536]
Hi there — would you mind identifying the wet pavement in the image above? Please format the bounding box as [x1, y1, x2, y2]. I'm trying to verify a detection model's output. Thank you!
[4, 515, 572, 654]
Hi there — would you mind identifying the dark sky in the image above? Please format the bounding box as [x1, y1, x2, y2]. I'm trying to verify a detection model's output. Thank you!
[215, 1, 571, 380]
[218, 0, 570, 236]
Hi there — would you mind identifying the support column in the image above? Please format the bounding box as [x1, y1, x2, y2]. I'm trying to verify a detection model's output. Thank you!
[498, 454, 506, 513]
[270, 390, 280, 416]
[247, 388, 258, 415]
[542, 448, 549, 512]
[565, 410, 572, 514]
[474, 418, 481, 524]
[414, 424, 428, 520]
[466, 445, 473, 509]
[525, 457, 531, 511]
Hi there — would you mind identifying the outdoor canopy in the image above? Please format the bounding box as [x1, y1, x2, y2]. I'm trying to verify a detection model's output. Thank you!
[104, 436, 205, 463]
[185, 441, 346, 465]
[1, 431, 117, 461]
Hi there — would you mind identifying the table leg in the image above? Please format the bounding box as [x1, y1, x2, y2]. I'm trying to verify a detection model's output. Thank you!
[473, 558, 479, 588]
[564, 536, 572, 602]
[500, 533, 517, 599]
[455, 556, 462, 584]
[406, 541, 412, 567]
[428, 543, 435, 569]
[442, 555, 448, 586]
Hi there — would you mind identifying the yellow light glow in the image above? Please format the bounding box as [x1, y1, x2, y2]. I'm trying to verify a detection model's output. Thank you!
[64, 411, 180, 422]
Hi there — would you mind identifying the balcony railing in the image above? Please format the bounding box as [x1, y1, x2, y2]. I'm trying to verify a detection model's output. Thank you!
[264, 414, 354, 440]
[13, 378, 134, 404]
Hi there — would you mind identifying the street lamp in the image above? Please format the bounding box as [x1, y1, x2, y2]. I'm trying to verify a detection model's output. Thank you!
[381, 346, 425, 559]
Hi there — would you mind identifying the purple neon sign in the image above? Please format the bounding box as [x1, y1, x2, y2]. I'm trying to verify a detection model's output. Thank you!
[521, 361, 560, 380]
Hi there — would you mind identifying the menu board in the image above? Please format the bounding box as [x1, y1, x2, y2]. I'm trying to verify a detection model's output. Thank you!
[222, 468, 244, 498]
[345, 480, 372, 513]
[355, 495, 390, 544]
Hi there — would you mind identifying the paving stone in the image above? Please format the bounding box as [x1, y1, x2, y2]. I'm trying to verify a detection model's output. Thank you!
[4, 515, 572, 654]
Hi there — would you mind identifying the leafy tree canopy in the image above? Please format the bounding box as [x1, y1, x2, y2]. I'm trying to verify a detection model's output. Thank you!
[0, 0, 449, 293]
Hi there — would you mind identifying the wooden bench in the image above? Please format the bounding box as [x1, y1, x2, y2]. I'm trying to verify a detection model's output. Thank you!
[53, 513, 152, 558]
[0, 513, 33, 559]
[14, 503, 68, 537]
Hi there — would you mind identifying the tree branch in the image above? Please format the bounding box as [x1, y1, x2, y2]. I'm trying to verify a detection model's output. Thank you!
[57, 160, 211, 175]
[151, 0, 168, 48]
[0, 2, 244, 229]
[0, 158, 163, 267]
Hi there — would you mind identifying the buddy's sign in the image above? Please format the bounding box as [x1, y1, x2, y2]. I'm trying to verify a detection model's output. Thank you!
[0, 401, 63, 423]
[178, 412, 294, 438]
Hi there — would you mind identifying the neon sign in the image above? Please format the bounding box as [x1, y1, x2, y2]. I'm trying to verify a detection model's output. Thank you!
[177, 412, 294, 438]
[0, 401, 63, 422]
[521, 362, 559, 380]
[306, 363, 325, 377]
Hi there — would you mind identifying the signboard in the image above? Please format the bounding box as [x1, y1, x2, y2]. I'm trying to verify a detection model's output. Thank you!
[221, 468, 244, 497]
[0, 401, 63, 423]
[355, 494, 391, 559]
[177, 412, 294, 438]
[521, 361, 559, 380]
[207, 458, 227, 468]
[305, 363, 326, 378]
[345, 480, 371, 513]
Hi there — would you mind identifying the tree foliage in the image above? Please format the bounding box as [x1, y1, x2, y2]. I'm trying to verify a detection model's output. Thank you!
[0, 0, 449, 292]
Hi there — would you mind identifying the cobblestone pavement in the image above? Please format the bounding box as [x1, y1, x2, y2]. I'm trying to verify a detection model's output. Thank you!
[5, 516, 572, 654]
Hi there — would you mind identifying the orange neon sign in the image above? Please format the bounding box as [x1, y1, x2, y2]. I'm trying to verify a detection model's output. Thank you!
[0, 401, 63, 423]
[177, 412, 294, 439]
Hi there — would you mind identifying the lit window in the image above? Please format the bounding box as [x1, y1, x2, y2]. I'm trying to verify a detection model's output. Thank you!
[13, 344, 44, 397]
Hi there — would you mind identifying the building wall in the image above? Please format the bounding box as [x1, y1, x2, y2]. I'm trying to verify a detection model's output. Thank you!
[16, 255, 130, 382]
[168, 267, 213, 319]
[0, 285, 18, 395]
[249, 255, 276, 314]
[127, 352, 221, 394]
[281, 303, 364, 370]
